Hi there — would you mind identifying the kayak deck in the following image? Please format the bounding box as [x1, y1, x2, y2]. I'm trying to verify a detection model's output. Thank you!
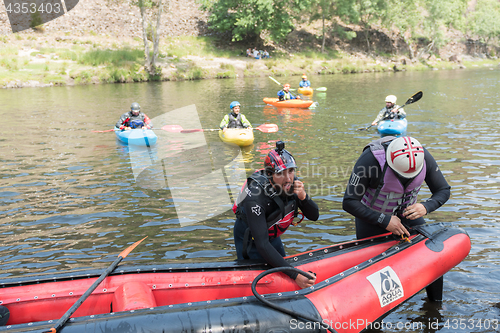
[114, 127, 158, 145]
[218, 128, 254, 147]
[263, 97, 314, 108]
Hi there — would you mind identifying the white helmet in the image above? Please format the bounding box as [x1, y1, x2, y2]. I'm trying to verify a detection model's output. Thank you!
[386, 136, 425, 178]
[385, 95, 397, 104]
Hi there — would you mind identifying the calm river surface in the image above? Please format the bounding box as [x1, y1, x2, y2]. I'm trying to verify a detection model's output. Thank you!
[1, 66, 500, 332]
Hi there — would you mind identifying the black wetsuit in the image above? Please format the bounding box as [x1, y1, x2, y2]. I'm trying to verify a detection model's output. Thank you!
[343, 146, 451, 239]
[343, 145, 450, 302]
[234, 172, 319, 279]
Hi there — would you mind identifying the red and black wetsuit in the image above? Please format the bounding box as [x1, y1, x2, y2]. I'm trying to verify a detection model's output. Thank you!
[115, 111, 153, 129]
[233, 170, 319, 279]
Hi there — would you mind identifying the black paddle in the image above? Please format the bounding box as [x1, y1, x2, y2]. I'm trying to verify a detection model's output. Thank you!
[358, 91, 423, 131]
[44, 237, 147, 333]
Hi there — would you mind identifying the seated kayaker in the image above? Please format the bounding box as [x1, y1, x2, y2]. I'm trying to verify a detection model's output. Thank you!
[371, 95, 406, 126]
[116, 102, 153, 130]
[277, 83, 300, 101]
[233, 141, 319, 289]
[299, 74, 311, 88]
[219, 101, 252, 133]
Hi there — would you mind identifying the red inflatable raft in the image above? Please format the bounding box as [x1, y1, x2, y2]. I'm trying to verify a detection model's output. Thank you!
[263, 97, 314, 108]
[0, 223, 470, 333]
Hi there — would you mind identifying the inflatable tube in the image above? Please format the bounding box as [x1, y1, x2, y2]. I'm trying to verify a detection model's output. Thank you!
[263, 97, 314, 109]
[114, 127, 158, 146]
[0, 223, 470, 333]
[218, 128, 254, 147]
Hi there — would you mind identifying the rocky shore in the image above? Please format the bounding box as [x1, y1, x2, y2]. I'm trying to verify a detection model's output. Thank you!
[1, 0, 499, 89]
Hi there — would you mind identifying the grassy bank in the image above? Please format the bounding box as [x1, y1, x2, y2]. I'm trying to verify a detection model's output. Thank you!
[1, 32, 499, 88]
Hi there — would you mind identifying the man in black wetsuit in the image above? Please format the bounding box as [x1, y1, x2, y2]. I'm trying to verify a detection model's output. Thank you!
[233, 141, 319, 289]
[342, 136, 451, 301]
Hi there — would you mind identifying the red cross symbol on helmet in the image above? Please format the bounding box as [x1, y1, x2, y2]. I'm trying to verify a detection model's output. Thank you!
[386, 136, 425, 178]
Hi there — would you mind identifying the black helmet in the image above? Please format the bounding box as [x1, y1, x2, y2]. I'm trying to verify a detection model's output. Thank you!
[131, 102, 141, 112]
[264, 141, 297, 175]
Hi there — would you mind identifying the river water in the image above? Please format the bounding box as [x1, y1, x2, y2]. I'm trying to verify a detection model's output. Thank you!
[1, 66, 500, 332]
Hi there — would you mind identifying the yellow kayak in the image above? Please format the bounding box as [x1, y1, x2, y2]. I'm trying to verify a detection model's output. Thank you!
[218, 128, 254, 147]
[297, 87, 314, 95]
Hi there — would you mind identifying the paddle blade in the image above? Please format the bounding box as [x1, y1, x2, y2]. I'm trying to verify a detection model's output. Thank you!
[161, 125, 184, 132]
[119, 236, 147, 259]
[405, 91, 423, 106]
[256, 124, 279, 133]
[315, 87, 327, 92]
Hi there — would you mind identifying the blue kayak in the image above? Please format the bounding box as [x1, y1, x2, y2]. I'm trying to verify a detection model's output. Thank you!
[377, 118, 407, 137]
[114, 127, 158, 146]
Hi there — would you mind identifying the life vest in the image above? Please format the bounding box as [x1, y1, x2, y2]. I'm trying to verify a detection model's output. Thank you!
[360, 137, 427, 217]
[279, 90, 293, 101]
[383, 105, 401, 120]
[227, 112, 244, 128]
[122, 112, 150, 127]
[129, 119, 145, 128]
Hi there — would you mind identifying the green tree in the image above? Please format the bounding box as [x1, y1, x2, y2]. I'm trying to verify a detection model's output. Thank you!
[307, 0, 337, 53]
[352, 0, 387, 53]
[467, 0, 500, 44]
[384, 0, 422, 59]
[421, 0, 467, 54]
[198, 0, 305, 42]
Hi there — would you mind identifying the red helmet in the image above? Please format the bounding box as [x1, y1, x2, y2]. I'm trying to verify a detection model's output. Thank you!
[264, 141, 297, 175]
[386, 136, 425, 178]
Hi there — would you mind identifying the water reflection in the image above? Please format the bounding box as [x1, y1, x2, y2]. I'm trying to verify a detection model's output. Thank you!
[1, 68, 500, 331]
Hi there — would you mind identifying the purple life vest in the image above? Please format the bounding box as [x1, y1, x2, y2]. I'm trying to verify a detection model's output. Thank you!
[361, 137, 426, 216]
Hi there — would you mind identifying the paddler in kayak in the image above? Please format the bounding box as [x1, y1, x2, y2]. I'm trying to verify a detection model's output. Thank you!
[299, 74, 311, 88]
[342, 136, 451, 301]
[219, 101, 252, 133]
[233, 141, 319, 289]
[277, 83, 301, 101]
[116, 102, 153, 130]
[371, 95, 406, 126]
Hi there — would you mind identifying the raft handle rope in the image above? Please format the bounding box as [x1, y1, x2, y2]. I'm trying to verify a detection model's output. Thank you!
[251, 267, 338, 333]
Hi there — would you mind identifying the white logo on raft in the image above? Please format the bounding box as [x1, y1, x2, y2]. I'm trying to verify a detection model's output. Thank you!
[366, 266, 404, 307]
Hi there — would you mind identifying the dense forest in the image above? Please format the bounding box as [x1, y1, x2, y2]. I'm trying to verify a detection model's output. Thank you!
[197, 0, 500, 59]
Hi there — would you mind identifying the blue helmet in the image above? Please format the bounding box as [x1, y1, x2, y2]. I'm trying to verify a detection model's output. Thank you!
[230, 101, 240, 110]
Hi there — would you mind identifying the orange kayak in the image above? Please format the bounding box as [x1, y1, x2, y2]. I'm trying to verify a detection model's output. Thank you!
[263, 98, 313, 108]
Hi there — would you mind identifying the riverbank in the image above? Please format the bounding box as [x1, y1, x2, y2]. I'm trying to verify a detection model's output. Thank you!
[2, 30, 500, 89]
